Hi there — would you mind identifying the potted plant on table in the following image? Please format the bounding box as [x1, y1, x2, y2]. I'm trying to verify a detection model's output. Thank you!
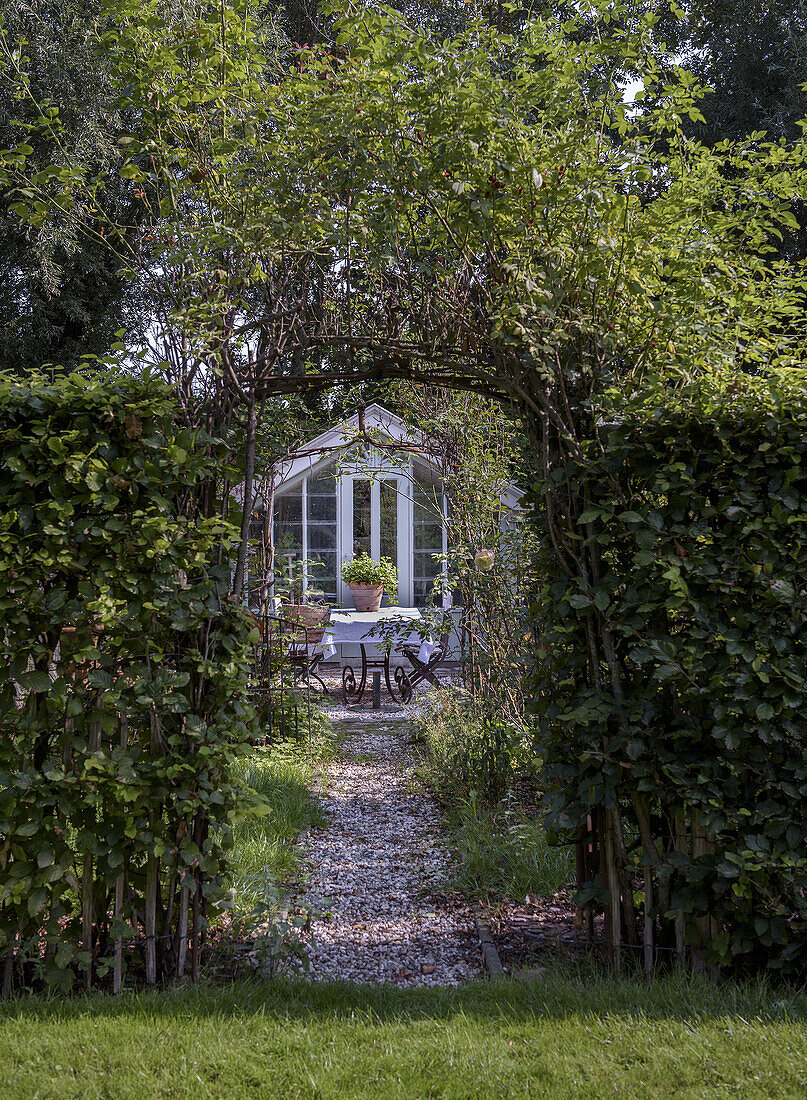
[340, 553, 398, 612]
[274, 557, 330, 639]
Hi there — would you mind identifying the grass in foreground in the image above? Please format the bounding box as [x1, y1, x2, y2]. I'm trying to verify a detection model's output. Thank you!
[1, 967, 806, 1099]
[226, 737, 331, 916]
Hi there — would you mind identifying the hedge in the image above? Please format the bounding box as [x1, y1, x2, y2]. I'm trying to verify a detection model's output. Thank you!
[530, 370, 807, 975]
[0, 371, 257, 993]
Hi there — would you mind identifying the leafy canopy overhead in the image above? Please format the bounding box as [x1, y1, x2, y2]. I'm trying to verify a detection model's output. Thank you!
[2, 0, 804, 414]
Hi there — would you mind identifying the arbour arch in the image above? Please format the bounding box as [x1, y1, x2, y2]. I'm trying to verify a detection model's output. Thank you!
[4, 0, 804, 977]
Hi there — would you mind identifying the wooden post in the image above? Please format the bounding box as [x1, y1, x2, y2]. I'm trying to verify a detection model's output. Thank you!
[587, 812, 597, 940]
[690, 809, 717, 975]
[144, 857, 158, 985]
[83, 693, 103, 991]
[603, 808, 622, 972]
[145, 709, 160, 985]
[372, 672, 381, 709]
[190, 873, 201, 983]
[1, 929, 17, 997]
[113, 712, 128, 993]
[82, 857, 94, 991]
[190, 810, 204, 983]
[674, 809, 688, 970]
[643, 870, 654, 979]
[176, 883, 190, 979]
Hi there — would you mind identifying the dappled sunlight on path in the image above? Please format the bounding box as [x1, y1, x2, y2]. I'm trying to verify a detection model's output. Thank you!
[300, 718, 482, 987]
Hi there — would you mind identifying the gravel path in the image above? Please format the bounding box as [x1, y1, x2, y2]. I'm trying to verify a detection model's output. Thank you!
[300, 717, 482, 987]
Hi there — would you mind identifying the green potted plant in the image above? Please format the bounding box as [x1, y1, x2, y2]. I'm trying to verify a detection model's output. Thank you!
[274, 556, 330, 634]
[340, 553, 398, 612]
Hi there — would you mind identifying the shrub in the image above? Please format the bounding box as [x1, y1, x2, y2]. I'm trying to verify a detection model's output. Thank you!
[0, 371, 258, 993]
[413, 690, 571, 899]
[531, 370, 807, 975]
[412, 688, 532, 804]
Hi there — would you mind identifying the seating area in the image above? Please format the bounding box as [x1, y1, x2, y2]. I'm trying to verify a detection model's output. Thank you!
[251, 608, 455, 706]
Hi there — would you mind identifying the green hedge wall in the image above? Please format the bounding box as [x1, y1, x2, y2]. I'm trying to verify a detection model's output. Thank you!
[531, 371, 807, 975]
[0, 371, 257, 993]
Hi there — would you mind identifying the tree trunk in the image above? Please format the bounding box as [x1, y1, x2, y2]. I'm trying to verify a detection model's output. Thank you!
[232, 395, 258, 600]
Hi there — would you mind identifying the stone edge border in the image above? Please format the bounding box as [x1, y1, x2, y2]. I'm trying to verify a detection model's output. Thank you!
[474, 910, 505, 978]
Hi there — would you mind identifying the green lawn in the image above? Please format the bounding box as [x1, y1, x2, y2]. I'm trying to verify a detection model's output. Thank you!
[2, 969, 806, 1099]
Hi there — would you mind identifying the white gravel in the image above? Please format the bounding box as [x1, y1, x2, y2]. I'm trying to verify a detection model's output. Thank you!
[299, 718, 482, 986]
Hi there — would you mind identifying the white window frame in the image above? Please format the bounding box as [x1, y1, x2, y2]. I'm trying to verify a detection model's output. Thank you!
[272, 454, 452, 609]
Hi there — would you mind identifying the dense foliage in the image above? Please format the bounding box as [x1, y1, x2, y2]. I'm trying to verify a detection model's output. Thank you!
[2, 0, 806, 980]
[531, 370, 807, 974]
[0, 373, 258, 992]
[0, 0, 141, 371]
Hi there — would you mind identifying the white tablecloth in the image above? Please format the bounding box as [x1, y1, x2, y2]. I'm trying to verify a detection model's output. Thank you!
[319, 606, 434, 663]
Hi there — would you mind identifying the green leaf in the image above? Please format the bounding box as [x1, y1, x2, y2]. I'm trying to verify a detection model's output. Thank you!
[18, 670, 53, 693]
[37, 845, 56, 869]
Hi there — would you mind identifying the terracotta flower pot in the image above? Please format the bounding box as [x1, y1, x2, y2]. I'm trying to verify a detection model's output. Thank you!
[347, 583, 383, 612]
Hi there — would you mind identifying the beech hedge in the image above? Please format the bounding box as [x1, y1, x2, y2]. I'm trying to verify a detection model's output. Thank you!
[531, 371, 807, 975]
[0, 372, 257, 993]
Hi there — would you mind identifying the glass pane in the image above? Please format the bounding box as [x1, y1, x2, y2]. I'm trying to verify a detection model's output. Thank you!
[414, 494, 443, 551]
[380, 480, 397, 567]
[310, 472, 336, 493]
[417, 523, 443, 550]
[413, 579, 430, 606]
[302, 472, 338, 601]
[276, 490, 302, 523]
[309, 473, 337, 516]
[353, 479, 371, 556]
[413, 477, 443, 607]
[274, 487, 303, 557]
[308, 525, 336, 551]
[307, 550, 337, 601]
[414, 550, 443, 577]
[308, 494, 336, 521]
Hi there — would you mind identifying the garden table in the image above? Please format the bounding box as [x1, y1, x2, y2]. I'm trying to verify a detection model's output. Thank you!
[319, 607, 435, 703]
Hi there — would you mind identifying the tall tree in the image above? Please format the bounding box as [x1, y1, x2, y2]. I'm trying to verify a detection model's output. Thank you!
[661, 0, 807, 144]
[654, 0, 807, 259]
[0, 0, 142, 370]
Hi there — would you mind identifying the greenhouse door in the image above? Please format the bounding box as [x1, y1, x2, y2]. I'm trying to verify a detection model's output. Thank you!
[339, 476, 413, 607]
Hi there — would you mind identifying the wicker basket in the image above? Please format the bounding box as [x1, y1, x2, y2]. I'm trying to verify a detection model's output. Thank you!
[280, 603, 329, 630]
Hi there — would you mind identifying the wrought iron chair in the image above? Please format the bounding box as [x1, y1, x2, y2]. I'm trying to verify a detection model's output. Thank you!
[250, 614, 329, 702]
[286, 627, 330, 695]
[392, 617, 453, 703]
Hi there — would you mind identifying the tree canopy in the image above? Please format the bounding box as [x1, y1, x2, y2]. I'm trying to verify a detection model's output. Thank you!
[0, 0, 140, 370]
